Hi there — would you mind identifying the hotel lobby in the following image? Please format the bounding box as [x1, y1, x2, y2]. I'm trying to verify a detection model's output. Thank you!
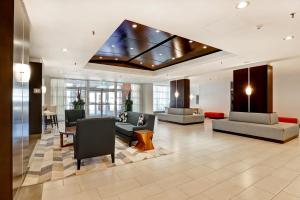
[1, 0, 300, 200]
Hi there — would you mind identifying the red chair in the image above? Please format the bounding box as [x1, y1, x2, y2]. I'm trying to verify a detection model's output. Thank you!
[204, 112, 225, 119]
[278, 117, 298, 124]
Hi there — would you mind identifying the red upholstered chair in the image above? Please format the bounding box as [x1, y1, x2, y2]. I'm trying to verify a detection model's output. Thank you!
[204, 112, 225, 119]
[278, 117, 298, 124]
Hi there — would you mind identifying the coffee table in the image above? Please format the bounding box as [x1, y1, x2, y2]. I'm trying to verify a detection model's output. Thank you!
[134, 129, 154, 151]
[59, 126, 76, 147]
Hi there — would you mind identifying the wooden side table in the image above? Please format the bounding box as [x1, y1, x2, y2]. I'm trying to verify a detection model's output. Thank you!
[134, 129, 154, 151]
[59, 126, 76, 147]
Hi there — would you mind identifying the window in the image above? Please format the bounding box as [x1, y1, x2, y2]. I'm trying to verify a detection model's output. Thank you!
[131, 84, 141, 112]
[50, 78, 141, 120]
[153, 85, 170, 112]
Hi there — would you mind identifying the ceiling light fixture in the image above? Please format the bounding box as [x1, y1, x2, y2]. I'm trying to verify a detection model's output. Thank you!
[159, 53, 163, 56]
[115, 58, 118, 60]
[189, 40, 193, 43]
[140, 62, 143, 65]
[283, 35, 295, 41]
[111, 44, 115, 48]
[151, 64, 155, 67]
[172, 57, 175, 60]
[203, 45, 207, 49]
[132, 24, 137, 28]
[99, 56, 103, 59]
[155, 30, 160, 33]
[130, 47, 134, 50]
[236, 1, 250, 9]
[62, 48, 68, 52]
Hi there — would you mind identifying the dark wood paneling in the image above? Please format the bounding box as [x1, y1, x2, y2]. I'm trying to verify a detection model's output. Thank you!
[0, 0, 14, 199]
[29, 62, 42, 134]
[233, 65, 273, 113]
[233, 68, 248, 112]
[250, 65, 273, 113]
[170, 79, 190, 108]
[89, 19, 221, 71]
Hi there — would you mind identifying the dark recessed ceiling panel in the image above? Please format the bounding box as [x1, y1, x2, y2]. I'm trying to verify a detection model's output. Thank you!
[89, 19, 222, 71]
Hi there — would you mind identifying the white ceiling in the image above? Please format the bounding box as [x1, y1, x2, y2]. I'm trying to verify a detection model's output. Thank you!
[24, 0, 300, 83]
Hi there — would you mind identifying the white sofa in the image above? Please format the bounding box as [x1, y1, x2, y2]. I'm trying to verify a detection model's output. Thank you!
[157, 108, 204, 125]
[212, 112, 299, 143]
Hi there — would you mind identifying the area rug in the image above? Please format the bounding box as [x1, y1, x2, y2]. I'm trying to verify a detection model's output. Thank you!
[22, 131, 170, 186]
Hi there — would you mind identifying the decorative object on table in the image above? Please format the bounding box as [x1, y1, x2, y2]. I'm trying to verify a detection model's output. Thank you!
[72, 89, 85, 110]
[135, 129, 154, 151]
[119, 112, 128, 122]
[137, 114, 144, 126]
[125, 89, 133, 112]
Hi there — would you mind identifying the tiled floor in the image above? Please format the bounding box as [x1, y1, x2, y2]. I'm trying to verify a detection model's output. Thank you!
[21, 119, 300, 200]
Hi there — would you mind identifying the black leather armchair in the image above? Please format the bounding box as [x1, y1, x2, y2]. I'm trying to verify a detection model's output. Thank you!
[65, 109, 85, 127]
[74, 118, 115, 170]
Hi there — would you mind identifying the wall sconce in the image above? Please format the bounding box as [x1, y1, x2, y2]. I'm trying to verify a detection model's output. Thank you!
[245, 85, 253, 96]
[14, 63, 31, 83]
[190, 94, 194, 99]
[174, 91, 179, 98]
[42, 86, 47, 94]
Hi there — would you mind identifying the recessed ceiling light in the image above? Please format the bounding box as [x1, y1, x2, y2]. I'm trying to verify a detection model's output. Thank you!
[132, 24, 137, 28]
[203, 45, 207, 49]
[140, 62, 143, 65]
[156, 30, 160, 33]
[236, 1, 250, 9]
[99, 56, 103, 59]
[115, 58, 118, 60]
[159, 53, 163, 56]
[172, 57, 175, 60]
[62, 48, 68, 52]
[130, 47, 134, 50]
[111, 45, 115, 48]
[152, 64, 155, 67]
[283, 35, 295, 41]
[189, 40, 193, 43]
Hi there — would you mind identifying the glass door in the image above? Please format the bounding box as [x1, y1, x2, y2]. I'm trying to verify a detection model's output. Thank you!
[88, 91, 102, 116]
[88, 90, 115, 117]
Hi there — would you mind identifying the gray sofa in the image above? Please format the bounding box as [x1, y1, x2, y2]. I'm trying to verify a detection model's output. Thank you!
[212, 112, 299, 143]
[74, 118, 115, 170]
[115, 112, 155, 146]
[157, 108, 204, 125]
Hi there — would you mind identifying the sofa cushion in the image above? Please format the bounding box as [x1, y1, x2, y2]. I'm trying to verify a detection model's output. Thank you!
[229, 112, 278, 125]
[115, 122, 134, 137]
[167, 108, 193, 115]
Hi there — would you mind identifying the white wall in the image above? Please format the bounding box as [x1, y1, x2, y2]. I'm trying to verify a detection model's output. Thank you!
[190, 57, 300, 120]
[190, 70, 232, 116]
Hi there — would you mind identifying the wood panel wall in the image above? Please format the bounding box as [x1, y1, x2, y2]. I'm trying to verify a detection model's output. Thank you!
[0, 0, 14, 199]
[29, 62, 42, 134]
[233, 65, 273, 113]
[170, 79, 190, 108]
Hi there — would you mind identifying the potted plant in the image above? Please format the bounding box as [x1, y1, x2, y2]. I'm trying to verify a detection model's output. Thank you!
[72, 89, 85, 110]
[125, 90, 133, 112]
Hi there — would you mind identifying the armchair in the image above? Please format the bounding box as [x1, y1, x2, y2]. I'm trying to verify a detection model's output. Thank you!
[74, 118, 115, 170]
[65, 109, 85, 127]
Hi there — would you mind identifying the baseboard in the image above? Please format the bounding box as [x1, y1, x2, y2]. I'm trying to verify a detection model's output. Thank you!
[158, 119, 204, 125]
[213, 129, 299, 144]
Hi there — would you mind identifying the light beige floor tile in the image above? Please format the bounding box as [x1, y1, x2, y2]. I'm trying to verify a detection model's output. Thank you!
[146, 188, 189, 200]
[273, 191, 300, 200]
[117, 183, 162, 200]
[177, 177, 216, 196]
[156, 174, 193, 190]
[184, 165, 215, 179]
[97, 179, 140, 198]
[203, 182, 244, 200]
[232, 186, 273, 200]
[203, 168, 236, 183]
[42, 183, 82, 200]
[283, 176, 300, 197]
[254, 175, 292, 194]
